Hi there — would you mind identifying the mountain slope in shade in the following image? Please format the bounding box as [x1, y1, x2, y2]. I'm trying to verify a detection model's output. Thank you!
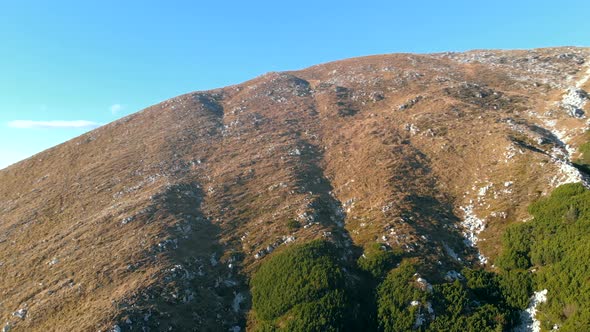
[1, 47, 589, 331]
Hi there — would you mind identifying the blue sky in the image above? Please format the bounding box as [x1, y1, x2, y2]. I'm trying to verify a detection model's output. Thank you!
[1, 0, 589, 169]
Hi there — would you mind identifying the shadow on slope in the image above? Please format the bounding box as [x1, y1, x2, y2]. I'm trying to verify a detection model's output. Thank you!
[111, 183, 247, 331]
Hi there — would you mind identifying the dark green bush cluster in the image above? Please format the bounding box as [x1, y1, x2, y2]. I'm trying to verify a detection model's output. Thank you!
[286, 219, 301, 231]
[375, 263, 512, 332]
[496, 183, 590, 329]
[498, 270, 533, 310]
[495, 222, 533, 270]
[250, 240, 368, 331]
[357, 243, 399, 279]
[427, 273, 512, 331]
[252, 182, 590, 331]
[251, 239, 523, 331]
[376, 262, 425, 331]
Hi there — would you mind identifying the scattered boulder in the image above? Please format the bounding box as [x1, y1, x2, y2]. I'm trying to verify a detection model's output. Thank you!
[12, 308, 27, 319]
[561, 88, 588, 118]
[370, 91, 385, 102]
[397, 95, 423, 110]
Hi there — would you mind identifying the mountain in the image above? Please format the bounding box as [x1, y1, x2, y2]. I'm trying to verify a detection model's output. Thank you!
[1, 47, 589, 331]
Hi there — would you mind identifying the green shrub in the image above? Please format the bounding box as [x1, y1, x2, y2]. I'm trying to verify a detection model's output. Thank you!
[462, 268, 501, 303]
[427, 315, 467, 332]
[495, 183, 590, 328]
[251, 240, 344, 320]
[427, 279, 509, 331]
[498, 270, 533, 310]
[250, 240, 355, 331]
[434, 280, 469, 319]
[376, 261, 425, 331]
[283, 290, 348, 332]
[465, 304, 506, 332]
[496, 249, 531, 271]
[286, 219, 301, 231]
[357, 243, 399, 279]
[495, 223, 532, 270]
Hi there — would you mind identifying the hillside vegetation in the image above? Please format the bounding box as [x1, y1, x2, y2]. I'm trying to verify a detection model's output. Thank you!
[497, 183, 590, 330]
[250, 181, 590, 331]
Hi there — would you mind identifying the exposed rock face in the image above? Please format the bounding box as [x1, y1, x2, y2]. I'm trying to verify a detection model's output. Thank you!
[562, 87, 588, 118]
[1, 47, 589, 331]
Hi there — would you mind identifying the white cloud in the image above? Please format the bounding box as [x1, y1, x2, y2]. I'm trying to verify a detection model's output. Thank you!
[7, 120, 101, 129]
[110, 104, 124, 114]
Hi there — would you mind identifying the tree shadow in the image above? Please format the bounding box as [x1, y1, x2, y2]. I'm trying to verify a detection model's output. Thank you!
[391, 146, 483, 278]
[113, 182, 247, 331]
[292, 139, 362, 260]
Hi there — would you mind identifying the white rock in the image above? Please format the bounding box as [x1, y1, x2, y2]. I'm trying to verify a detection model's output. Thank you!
[282, 236, 296, 244]
[550, 157, 585, 187]
[459, 202, 488, 264]
[514, 289, 548, 332]
[562, 88, 588, 110]
[416, 277, 433, 292]
[477, 183, 493, 197]
[405, 123, 420, 135]
[13, 309, 27, 319]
